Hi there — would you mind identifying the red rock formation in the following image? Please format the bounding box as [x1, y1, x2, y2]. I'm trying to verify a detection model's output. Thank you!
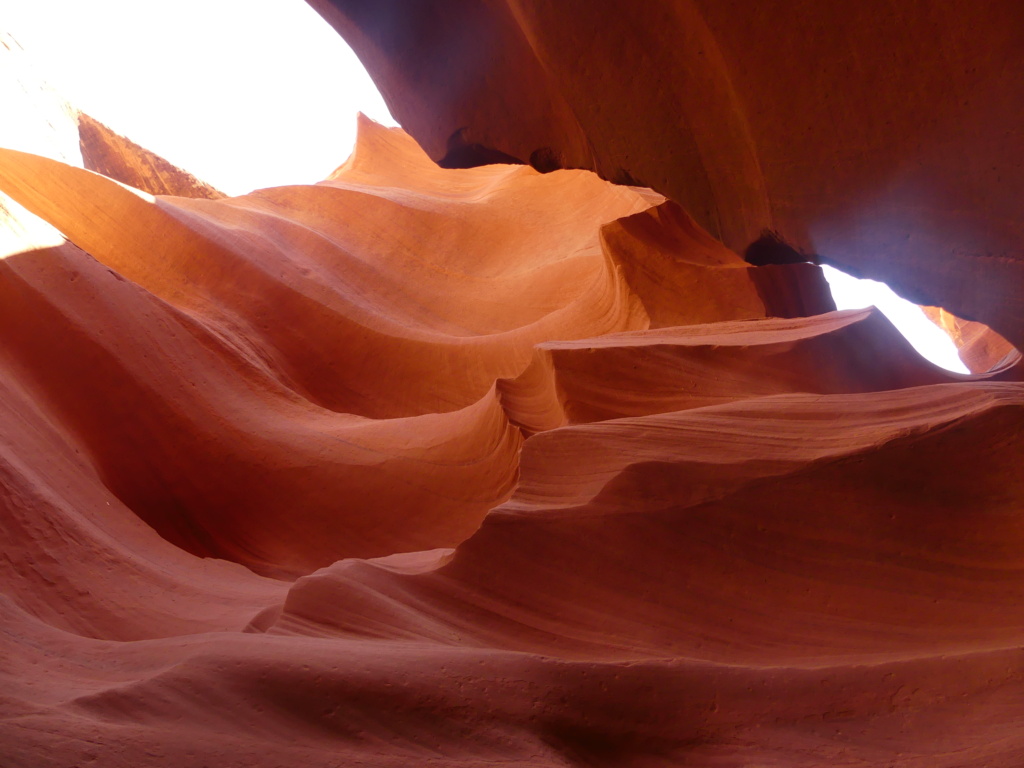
[308, 0, 1024, 351]
[1, 82, 1023, 768]
[76, 113, 225, 199]
[924, 305, 1022, 374]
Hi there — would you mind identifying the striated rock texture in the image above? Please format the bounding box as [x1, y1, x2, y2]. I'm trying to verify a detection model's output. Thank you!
[307, 0, 1024, 352]
[76, 113, 225, 199]
[923, 306, 1022, 375]
[1, 111, 1022, 767]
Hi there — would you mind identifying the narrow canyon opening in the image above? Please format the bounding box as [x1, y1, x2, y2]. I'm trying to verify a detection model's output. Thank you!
[822, 265, 1021, 375]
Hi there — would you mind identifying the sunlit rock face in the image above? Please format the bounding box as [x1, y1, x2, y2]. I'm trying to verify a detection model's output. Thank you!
[2, 32, 1024, 768]
[308, 0, 1024, 352]
[0, 33, 222, 201]
[76, 113, 225, 199]
[0, 32, 222, 257]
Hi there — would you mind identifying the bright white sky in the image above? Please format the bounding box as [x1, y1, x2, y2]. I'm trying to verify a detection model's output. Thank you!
[3, 0, 397, 195]
[3, 0, 970, 373]
[822, 266, 969, 373]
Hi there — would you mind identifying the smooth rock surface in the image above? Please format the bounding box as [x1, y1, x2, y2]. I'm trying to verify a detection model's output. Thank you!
[1, 112, 1022, 768]
[308, 0, 1024, 349]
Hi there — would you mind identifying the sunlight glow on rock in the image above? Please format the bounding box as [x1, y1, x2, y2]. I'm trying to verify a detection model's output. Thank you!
[3, 0, 397, 196]
[822, 265, 969, 373]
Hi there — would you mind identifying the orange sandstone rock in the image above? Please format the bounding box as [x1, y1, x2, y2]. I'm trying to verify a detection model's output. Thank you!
[0, 107, 1022, 768]
[309, 0, 1024, 349]
[76, 113, 225, 199]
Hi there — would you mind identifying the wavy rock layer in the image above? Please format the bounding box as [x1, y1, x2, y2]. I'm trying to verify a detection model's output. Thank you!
[1, 117, 1023, 767]
[308, 0, 1024, 350]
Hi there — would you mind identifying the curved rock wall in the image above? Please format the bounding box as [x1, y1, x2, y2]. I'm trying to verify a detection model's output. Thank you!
[308, 0, 1024, 350]
[1, 46, 1023, 768]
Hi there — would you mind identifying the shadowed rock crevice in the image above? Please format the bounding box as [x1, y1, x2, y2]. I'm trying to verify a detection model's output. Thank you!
[438, 126, 525, 168]
[743, 230, 817, 266]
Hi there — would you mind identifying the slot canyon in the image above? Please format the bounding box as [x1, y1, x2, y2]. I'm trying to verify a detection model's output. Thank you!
[2, 2, 1023, 766]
